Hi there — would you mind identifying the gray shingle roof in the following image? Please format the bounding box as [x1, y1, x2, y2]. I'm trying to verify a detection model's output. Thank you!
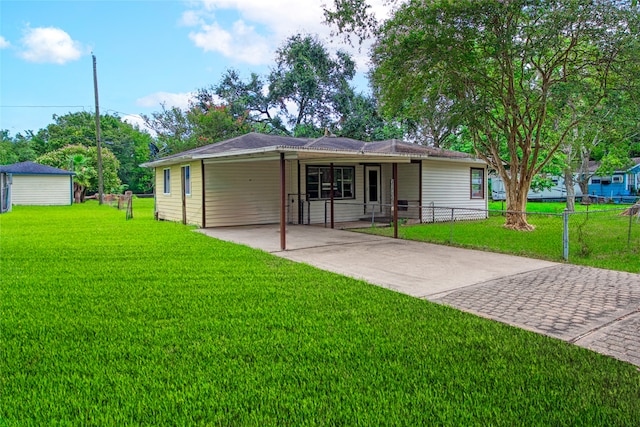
[147, 132, 474, 166]
[0, 161, 75, 175]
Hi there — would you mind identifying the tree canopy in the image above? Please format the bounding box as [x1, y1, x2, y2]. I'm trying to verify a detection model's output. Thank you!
[36, 144, 121, 200]
[326, 0, 640, 229]
[2, 112, 155, 195]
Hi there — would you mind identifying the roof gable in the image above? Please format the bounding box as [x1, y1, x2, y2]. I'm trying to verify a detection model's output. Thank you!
[0, 161, 75, 175]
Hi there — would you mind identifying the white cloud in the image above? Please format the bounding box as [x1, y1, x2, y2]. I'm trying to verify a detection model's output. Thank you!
[188, 20, 272, 65]
[182, 0, 394, 70]
[122, 114, 156, 136]
[0, 36, 10, 49]
[135, 92, 195, 110]
[19, 26, 84, 64]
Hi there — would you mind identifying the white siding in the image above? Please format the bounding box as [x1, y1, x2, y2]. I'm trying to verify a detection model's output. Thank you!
[204, 160, 287, 227]
[156, 164, 183, 223]
[422, 160, 488, 222]
[155, 161, 204, 226]
[397, 163, 420, 219]
[11, 175, 72, 206]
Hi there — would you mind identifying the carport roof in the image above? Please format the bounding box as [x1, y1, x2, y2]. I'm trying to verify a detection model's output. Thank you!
[0, 161, 75, 175]
[141, 132, 481, 167]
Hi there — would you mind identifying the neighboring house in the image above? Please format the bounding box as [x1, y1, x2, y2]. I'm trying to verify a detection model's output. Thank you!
[490, 174, 583, 201]
[141, 133, 488, 228]
[0, 162, 75, 212]
[588, 157, 640, 200]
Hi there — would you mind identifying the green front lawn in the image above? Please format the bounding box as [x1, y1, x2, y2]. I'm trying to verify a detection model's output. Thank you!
[1, 200, 639, 425]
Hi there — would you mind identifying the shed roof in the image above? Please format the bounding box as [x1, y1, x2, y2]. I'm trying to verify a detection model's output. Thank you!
[0, 161, 75, 175]
[142, 133, 479, 168]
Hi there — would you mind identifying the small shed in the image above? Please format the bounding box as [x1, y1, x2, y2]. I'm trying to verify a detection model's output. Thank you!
[0, 162, 75, 212]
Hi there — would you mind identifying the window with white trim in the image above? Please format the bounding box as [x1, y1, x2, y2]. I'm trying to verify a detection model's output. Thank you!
[163, 168, 171, 194]
[470, 168, 484, 199]
[306, 166, 355, 200]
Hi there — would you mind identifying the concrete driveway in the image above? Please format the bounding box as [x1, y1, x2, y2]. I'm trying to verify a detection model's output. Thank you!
[196, 224, 556, 297]
[196, 224, 640, 367]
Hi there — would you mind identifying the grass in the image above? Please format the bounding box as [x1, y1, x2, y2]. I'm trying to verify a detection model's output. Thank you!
[365, 202, 639, 273]
[1, 199, 639, 425]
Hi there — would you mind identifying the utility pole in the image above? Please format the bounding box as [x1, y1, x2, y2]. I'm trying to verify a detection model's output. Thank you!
[92, 54, 104, 204]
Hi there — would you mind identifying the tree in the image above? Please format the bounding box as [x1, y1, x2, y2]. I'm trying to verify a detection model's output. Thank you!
[0, 130, 36, 165]
[187, 104, 251, 146]
[143, 102, 251, 154]
[333, 90, 404, 140]
[326, 0, 639, 230]
[31, 112, 154, 193]
[268, 34, 356, 132]
[196, 69, 288, 135]
[36, 144, 120, 201]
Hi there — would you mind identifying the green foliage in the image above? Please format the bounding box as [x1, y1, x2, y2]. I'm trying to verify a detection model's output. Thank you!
[333, 91, 404, 140]
[0, 130, 37, 165]
[187, 104, 251, 146]
[327, 0, 639, 228]
[143, 103, 251, 154]
[167, 34, 402, 150]
[269, 33, 356, 128]
[22, 112, 154, 193]
[1, 201, 639, 424]
[199, 69, 288, 135]
[36, 144, 121, 195]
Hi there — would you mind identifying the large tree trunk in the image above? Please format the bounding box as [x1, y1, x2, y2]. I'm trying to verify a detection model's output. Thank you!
[504, 177, 534, 231]
[73, 183, 85, 204]
[564, 168, 576, 212]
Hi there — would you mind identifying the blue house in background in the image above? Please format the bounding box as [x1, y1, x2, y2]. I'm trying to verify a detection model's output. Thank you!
[588, 157, 640, 201]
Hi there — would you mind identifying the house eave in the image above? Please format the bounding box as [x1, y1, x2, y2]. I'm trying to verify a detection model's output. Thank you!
[145, 145, 485, 167]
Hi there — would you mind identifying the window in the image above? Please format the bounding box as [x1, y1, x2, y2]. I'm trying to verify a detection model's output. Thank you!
[612, 175, 623, 184]
[306, 166, 355, 200]
[470, 168, 484, 199]
[163, 169, 171, 194]
[591, 178, 601, 184]
[183, 165, 191, 196]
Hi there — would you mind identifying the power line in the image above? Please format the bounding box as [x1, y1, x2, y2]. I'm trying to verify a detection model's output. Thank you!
[0, 105, 89, 108]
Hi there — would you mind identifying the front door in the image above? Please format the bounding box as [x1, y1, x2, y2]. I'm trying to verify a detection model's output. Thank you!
[365, 166, 381, 214]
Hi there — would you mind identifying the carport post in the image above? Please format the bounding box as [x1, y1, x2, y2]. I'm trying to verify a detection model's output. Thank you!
[280, 152, 286, 250]
[330, 163, 335, 229]
[393, 162, 398, 239]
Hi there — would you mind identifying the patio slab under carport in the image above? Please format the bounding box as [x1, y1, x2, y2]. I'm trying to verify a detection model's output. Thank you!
[195, 224, 557, 298]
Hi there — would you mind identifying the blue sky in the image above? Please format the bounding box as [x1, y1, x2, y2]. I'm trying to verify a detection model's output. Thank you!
[1, 0, 387, 136]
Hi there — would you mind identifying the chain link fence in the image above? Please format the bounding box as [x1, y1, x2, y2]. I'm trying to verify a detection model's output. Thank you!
[360, 202, 640, 264]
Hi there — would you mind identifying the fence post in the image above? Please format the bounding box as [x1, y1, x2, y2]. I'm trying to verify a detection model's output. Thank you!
[629, 208, 633, 248]
[449, 208, 454, 243]
[563, 209, 569, 261]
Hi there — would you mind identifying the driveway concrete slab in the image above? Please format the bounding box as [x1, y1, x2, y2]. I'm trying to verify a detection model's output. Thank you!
[197, 225, 556, 297]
